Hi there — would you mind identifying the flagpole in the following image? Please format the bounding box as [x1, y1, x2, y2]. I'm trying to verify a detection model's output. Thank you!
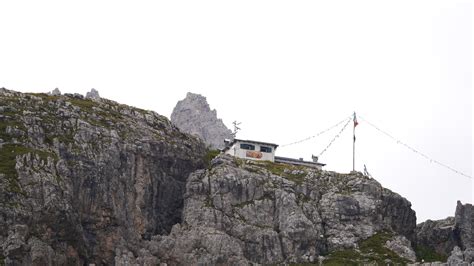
[353, 112, 356, 172]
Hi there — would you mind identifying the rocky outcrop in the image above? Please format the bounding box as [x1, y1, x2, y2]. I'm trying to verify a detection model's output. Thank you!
[6, 88, 474, 265]
[143, 155, 417, 265]
[49, 88, 61, 96]
[385, 235, 417, 262]
[445, 202, 474, 264]
[415, 201, 474, 264]
[0, 88, 206, 264]
[455, 202, 474, 251]
[415, 217, 457, 258]
[85, 88, 100, 100]
[447, 246, 474, 265]
[171, 92, 233, 150]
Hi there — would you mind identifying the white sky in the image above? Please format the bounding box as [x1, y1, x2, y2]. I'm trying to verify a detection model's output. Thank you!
[0, 0, 472, 222]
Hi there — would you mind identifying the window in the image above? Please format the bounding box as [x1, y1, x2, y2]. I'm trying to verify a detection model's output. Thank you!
[260, 146, 272, 153]
[240, 143, 255, 150]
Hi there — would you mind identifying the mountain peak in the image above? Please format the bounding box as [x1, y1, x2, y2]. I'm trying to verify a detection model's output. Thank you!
[171, 92, 232, 149]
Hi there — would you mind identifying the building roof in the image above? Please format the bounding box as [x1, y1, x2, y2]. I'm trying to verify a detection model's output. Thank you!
[274, 156, 326, 167]
[222, 138, 279, 152]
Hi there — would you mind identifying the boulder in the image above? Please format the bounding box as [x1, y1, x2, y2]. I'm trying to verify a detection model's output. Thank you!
[86, 88, 100, 100]
[385, 235, 417, 262]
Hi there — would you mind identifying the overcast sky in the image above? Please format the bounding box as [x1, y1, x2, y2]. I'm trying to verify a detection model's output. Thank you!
[0, 0, 472, 222]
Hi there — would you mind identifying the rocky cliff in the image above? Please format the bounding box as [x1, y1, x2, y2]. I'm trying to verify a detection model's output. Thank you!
[414, 201, 474, 264]
[116, 155, 417, 265]
[171, 92, 233, 150]
[0, 88, 206, 264]
[3, 88, 472, 265]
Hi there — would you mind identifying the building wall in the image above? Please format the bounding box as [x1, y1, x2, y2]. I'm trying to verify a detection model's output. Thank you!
[274, 158, 323, 170]
[225, 141, 276, 162]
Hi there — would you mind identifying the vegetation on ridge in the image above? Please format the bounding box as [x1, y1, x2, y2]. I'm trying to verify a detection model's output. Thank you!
[204, 149, 220, 168]
[414, 244, 447, 262]
[235, 158, 311, 184]
[324, 232, 410, 265]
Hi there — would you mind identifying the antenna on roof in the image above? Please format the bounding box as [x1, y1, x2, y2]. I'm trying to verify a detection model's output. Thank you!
[232, 121, 241, 139]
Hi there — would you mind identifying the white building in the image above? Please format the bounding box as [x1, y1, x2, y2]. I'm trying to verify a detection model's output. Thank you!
[223, 139, 278, 162]
[222, 139, 326, 169]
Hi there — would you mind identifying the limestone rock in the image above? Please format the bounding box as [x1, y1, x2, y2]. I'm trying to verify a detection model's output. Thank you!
[49, 88, 61, 96]
[415, 201, 474, 262]
[86, 88, 100, 100]
[4, 87, 467, 265]
[148, 155, 417, 265]
[0, 88, 206, 264]
[171, 92, 233, 149]
[448, 246, 465, 265]
[415, 217, 457, 257]
[385, 235, 417, 262]
[455, 202, 474, 251]
[446, 247, 474, 265]
[114, 248, 159, 266]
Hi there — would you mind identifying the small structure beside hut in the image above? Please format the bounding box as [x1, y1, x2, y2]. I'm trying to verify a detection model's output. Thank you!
[275, 155, 325, 170]
[222, 138, 325, 169]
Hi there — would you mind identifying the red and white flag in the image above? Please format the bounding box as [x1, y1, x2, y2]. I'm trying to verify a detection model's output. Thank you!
[353, 113, 359, 127]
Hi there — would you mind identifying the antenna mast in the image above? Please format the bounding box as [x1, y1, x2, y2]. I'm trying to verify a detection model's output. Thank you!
[353, 112, 358, 172]
[232, 121, 241, 139]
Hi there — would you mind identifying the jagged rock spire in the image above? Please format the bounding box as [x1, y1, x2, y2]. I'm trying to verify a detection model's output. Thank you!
[49, 88, 61, 96]
[86, 88, 100, 100]
[171, 92, 232, 149]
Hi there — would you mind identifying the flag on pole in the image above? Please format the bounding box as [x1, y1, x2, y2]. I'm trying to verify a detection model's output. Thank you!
[352, 112, 357, 171]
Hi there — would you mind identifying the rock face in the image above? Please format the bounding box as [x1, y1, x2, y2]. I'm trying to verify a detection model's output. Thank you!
[385, 235, 417, 262]
[171, 92, 233, 150]
[455, 202, 474, 251]
[447, 246, 474, 265]
[144, 155, 417, 265]
[415, 217, 457, 257]
[445, 202, 474, 264]
[0, 88, 206, 264]
[415, 201, 474, 264]
[49, 88, 61, 96]
[85, 88, 100, 100]
[10, 88, 474, 265]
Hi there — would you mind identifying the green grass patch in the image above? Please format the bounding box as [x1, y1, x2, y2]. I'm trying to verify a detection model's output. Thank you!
[0, 144, 32, 195]
[243, 165, 265, 175]
[204, 149, 221, 168]
[68, 98, 97, 112]
[133, 107, 149, 115]
[0, 144, 57, 195]
[324, 232, 409, 265]
[414, 245, 447, 262]
[359, 231, 393, 254]
[204, 196, 214, 208]
[26, 93, 60, 102]
[0, 116, 26, 142]
[359, 232, 409, 264]
[252, 160, 308, 184]
[324, 249, 362, 265]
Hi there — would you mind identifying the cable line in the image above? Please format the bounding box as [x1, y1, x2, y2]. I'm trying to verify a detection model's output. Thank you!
[359, 115, 472, 179]
[319, 116, 352, 157]
[280, 115, 352, 148]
